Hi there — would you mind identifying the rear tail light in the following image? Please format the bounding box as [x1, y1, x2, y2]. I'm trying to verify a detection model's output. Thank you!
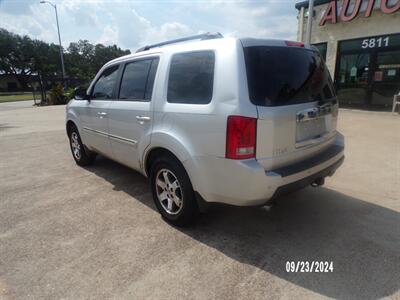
[285, 41, 305, 47]
[226, 116, 257, 159]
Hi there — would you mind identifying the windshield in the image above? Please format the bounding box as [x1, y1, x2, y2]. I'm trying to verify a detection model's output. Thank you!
[243, 46, 336, 106]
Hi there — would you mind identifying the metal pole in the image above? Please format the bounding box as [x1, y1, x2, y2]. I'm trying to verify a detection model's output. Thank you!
[305, 0, 315, 44]
[299, 7, 305, 42]
[54, 4, 66, 82]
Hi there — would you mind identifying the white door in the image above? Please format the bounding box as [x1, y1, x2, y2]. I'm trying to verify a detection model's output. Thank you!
[107, 57, 159, 170]
[80, 64, 120, 156]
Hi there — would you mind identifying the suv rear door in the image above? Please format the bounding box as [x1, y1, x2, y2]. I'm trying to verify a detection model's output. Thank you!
[107, 57, 159, 170]
[242, 40, 338, 170]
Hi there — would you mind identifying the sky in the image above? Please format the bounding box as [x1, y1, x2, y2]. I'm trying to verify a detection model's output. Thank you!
[0, 0, 300, 52]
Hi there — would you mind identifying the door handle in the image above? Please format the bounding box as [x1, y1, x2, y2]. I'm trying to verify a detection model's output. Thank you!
[136, 115, 151, 123]
[97, 112, 107, 117]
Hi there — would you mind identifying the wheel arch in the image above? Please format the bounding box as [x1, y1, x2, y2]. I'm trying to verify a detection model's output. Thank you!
[144, 146, 208, 212]
[66, 120, 77, 136]
[144, 147, 184, 178]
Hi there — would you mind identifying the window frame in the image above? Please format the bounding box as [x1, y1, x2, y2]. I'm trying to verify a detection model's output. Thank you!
[116, 56, 160, 102]
[166, 50, 216, 105]
[89, 64, 121, 101]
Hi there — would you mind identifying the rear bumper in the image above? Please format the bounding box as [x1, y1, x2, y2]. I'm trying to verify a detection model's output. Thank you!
[270, 155, 344, 200]
[187, 133, 344, 206]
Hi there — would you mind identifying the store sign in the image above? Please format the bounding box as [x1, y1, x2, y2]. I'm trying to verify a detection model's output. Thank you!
[340, 34, 400, 51]
[361, 36, 390, 48]
[320, 0, 400, 26]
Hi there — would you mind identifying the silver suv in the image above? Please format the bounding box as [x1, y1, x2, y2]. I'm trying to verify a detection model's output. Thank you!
[66, 33, 344, 226]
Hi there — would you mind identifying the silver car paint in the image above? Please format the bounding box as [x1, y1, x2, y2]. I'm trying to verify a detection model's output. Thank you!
[66, 37, 344, 206]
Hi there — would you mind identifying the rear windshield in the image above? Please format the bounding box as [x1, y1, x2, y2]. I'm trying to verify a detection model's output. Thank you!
[243, 46, 336, 106]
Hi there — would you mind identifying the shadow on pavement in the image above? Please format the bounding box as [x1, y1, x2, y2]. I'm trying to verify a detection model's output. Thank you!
[88, 156, 400, 299]
[0, 123, 18, 131]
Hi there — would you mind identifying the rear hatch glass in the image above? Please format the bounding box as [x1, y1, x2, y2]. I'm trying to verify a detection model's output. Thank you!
[243, 45, 339, 170]
[243, 46, 335, 106]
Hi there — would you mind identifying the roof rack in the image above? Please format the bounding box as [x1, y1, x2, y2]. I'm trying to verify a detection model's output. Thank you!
[135, 32, 224, 53]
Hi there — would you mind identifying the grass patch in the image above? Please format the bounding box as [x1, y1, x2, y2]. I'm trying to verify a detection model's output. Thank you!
[0, 93, 40, 103]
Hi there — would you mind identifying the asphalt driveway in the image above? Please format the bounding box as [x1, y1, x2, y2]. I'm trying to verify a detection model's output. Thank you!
[0, 103, 399, 299]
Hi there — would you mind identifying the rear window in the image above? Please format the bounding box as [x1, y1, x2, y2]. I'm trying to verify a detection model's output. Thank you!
[243, 46, 335, 106]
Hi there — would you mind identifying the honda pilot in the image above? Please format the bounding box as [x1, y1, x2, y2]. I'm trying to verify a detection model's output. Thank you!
[66, 33, 344, 226]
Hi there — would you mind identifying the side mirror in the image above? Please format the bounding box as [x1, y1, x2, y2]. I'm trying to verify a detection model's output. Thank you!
[74, 86, 89, 100]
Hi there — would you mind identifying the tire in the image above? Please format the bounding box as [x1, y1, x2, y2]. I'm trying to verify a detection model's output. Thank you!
[68, 125, 96, 166]
[149, 155, 199, 226]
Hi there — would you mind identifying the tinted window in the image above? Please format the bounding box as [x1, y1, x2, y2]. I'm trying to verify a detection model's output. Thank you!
[91, 65, 119, 100]
[119, 58, 159, 101]
[167, 51, 214, 104]
[145, 59, 159, 100]
[313, 43, 327, 61]
[244, 46, 335, 106]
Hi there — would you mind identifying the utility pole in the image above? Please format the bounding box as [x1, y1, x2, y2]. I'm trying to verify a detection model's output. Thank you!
[305, 0, 315, 44]
[40, 1, 66, 83]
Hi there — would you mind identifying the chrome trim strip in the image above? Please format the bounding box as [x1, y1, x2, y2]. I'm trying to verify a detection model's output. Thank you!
[82, 127, 137, 146]
[109, 133, 138, 146]
[83, 127, 108, 137]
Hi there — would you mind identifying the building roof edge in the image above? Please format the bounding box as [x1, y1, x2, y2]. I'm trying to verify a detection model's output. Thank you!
[295, 0, 332, 10]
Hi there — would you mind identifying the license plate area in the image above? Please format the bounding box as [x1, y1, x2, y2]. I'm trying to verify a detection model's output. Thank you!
[296, 104, 332, 145]
[296, 117, 328, 143]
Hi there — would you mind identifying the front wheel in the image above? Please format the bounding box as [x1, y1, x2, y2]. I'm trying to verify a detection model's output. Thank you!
[68, 126, 96, 166]
[149, 156, 199, 226]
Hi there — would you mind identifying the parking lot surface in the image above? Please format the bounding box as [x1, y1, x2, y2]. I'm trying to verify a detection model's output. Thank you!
[0, 103, 399, 299]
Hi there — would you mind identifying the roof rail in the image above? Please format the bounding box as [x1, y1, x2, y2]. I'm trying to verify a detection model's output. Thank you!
[135, 32, 224, 53]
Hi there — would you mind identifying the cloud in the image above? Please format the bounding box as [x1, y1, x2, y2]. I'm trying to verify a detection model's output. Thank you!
[101, 7, 194, 50]
[98, 25, 119, 46]
[0, 1, 57, 42]
[0, 0, 34, 15]
[140, 21, 193, 47]
[0, 0, 299, 51]
[191, 0, 298, 40]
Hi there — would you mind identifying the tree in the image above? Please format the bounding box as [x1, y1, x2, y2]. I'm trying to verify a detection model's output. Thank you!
[92, 43, 130, 73]
[0, 28, 60, 88]
[65, 40, 131, 82]
[0, 28, 131, 88]
[65, 40, 94, 81]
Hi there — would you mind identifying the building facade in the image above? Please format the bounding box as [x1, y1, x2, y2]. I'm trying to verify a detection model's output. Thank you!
[296, 0, 400, 108]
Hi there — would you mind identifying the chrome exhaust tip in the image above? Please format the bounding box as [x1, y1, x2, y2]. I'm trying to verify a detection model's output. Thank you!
[311, 177, 325, 187]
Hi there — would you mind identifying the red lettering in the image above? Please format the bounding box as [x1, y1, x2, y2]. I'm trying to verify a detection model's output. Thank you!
[381, 0, 400, 13]
[340, 0, 362, 21]
[319, 1, 338, 26]
[365, 0, 375, 17]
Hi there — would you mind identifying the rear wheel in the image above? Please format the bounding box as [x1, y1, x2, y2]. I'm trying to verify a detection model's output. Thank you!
[149, 155, 199, 226]
[68, 125, 96, 166]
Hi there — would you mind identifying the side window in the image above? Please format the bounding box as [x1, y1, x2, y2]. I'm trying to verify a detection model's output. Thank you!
[167, 51, 215, 104]
[91, 65, 119, 100]
[145, 59, 159, 100]
[119, 58, 159, 101]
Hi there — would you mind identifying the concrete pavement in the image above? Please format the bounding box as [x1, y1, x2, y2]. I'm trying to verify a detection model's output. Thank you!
[0, 100, 35, 112]
[0, 104, 399, 299]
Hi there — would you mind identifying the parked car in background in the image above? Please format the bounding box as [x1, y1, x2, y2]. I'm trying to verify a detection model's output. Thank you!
[66, 33, 344, 226]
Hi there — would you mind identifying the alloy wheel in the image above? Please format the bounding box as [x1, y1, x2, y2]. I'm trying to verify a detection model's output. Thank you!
[155, 168, 183, 215]
[70, 132, 81, 160]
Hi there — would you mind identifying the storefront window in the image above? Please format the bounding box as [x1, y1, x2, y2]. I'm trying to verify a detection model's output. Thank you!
[337, 53, 370, 105]
[371, 50, 400, 105]
[336, 33, 400, 108]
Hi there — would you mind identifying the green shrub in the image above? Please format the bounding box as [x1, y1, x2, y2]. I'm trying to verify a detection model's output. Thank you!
[64, 87, 75, 102]
[49, 83, 66, 105]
